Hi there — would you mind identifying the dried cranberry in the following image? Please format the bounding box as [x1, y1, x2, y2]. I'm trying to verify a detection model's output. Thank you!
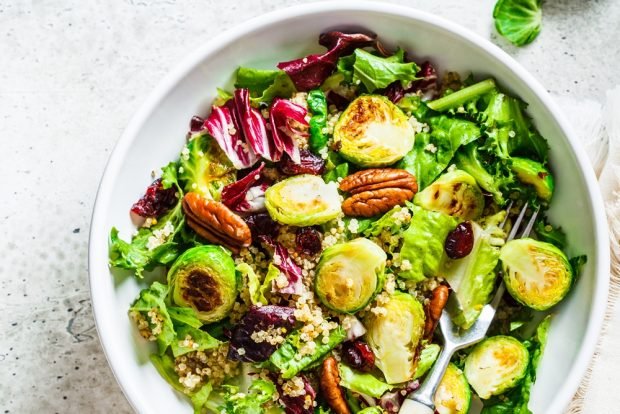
[278, 149, 326, 176]
[245, 213, 280, 241]
[295, 227, 323, 256]
[342, 341, 375, 372]
[130, 179, 178, 218]
[444, 221, 474, 259]
[189, 115, 205, 132]
[383, 81, 405, 103]
[227, 306, 296, 362]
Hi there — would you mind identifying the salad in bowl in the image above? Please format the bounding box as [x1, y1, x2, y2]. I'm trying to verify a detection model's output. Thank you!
[108, 30, 586, 414]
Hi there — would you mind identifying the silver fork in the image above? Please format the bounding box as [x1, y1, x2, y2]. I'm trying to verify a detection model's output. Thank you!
[400, 202, 540, 414]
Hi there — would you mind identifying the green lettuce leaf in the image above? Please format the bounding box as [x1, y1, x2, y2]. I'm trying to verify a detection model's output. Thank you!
[363, 205, 412, 238]
[398, 206, 459, 281]
[190, 382, 213, 414]
[397, 116, 481, 190]
[413, 343, 441, 379]
[350, 48, 419, 93]
[236, 263, 264, 306]
[109, 163, 185, 277]
[170, 325, 221, 357]
[219, 379, 277, 414]
[269, 327, 347, 379]
[235, 67, 296, 105]
[493, 0, 543, 47]
[129, 282, 175, 354]
[454, 142, 513, 206]
[534, 216, 567, 249]
[441, 222, 501, 329]
[168, 306, 203, 329]
[150, 352, 186, 393]
[338, 363, 392, 398]
[308, 89, 329, 153]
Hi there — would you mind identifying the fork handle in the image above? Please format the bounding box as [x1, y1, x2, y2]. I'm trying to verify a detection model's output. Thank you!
[399, 399, 435, 414]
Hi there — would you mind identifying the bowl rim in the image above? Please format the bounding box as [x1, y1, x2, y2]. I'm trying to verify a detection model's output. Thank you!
[88, 2, 610, 413]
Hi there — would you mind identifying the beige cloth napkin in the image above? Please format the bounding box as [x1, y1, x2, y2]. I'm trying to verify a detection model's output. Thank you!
[561, 86, 620, 412]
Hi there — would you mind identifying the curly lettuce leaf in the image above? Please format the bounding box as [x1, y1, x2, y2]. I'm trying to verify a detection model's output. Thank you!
[454, 142, 513, 206]
[235, 67, 296, 106]
[130, 282, 175, 354]
[190, 382, 213, 414]
[351, 48, 420, 93]
[493, 0, 543, 47]
[338, 363, 392, 398]
[109, 164, 185, 277]
[398, 206, 459, 281]
[363, 205, 412, 237]
[269, 327, 347, 379]
[442, 222, 501, 329]
[219, 379, 277, 414]
[398, 116, 481, 190]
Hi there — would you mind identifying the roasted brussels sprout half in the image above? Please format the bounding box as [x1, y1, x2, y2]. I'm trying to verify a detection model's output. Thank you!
[414, 170, 485, 220]
[265, 174, 341, 226]
[167, 245, 238, 323]
[179, 134, 236, 200]
[364, 292, 425, 384]
[464, 336, 529, 399]
[500, 238, 572, 310]
[434, 363, 471, 414]
[315, 238, 386, 313]
[511, 157, 554, 202]
[334, 95, 415, 167]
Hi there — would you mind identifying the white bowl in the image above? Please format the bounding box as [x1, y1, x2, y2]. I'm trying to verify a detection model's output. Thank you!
[89, 2, 610, 413]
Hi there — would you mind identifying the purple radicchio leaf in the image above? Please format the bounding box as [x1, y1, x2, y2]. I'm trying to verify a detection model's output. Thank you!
[326, 90, 351, 111]
[277, 31, 376, 91]
[245, 213, 280, 241]
[379, 380, 420, 413]
[234, 88, 280, 161]
[204, 103, 259, 169]
[274, 373, 316, 414]
[221, 162, 269, 213]
[227, 305, 296, 362]
[269, 98, 309, 164]
[259, 236, 305, 295]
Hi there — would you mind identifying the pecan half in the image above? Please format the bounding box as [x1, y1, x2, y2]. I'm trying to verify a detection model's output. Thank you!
[339, 168, 417, 194]
[342, 187, 414, 217]
[321, 356, 350, 414]
[340, 169, 418, 217]
[182, 192, 251, 253]
[424, 285, 450, 339]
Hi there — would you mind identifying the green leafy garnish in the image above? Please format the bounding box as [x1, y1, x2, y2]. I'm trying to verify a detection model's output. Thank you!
[129, 282, 176, 354]
[308, 89, 329, 152]
[493, 0, 543, 47]
[235, 67, 296, 106]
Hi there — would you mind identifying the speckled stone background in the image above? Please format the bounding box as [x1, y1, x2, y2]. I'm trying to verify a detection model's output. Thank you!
[1, 0, 619, 413]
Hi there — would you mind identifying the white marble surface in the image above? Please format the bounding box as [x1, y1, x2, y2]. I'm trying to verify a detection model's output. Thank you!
[0, 0, 618, 413]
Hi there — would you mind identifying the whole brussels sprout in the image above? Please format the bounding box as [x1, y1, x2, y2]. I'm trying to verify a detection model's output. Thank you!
[464, 336, 529, 399]
[179, 134, 236, 200]
[334, 95, 415, 167]
[414, 169, 485, 220]
[265, 174, 341, 226]
[434, 363, 471, 414]
[167, 245, 238, 323]
[511, 157, 554, 202]
[500, 238, 572, 310]
[363, 292, 425, 384]
[315, 238, 386, 313]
